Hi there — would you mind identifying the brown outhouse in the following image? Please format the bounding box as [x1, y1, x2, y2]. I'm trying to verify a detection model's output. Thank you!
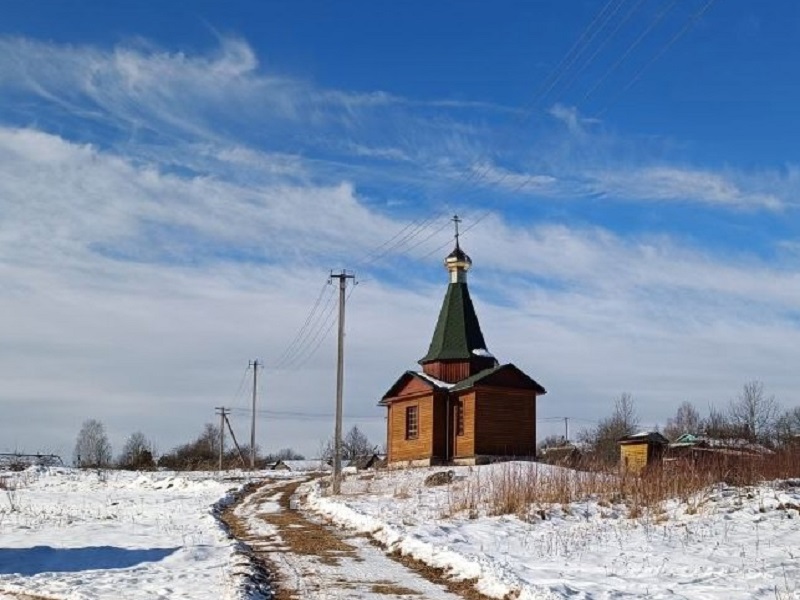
[380, 229, 547, 466]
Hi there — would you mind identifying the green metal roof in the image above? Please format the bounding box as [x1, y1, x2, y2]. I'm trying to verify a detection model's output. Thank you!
[419, 282, 487, 364]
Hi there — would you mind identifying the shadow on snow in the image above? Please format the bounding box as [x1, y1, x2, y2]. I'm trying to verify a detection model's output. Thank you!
[0, 546, 180, 576]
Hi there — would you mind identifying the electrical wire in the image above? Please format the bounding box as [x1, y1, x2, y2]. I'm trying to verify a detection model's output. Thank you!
[266, 0, 718, 372]
[577, 0, 681, 107]
[277, 280, 358, 371]
[271, 280, 332, 369]
[273, 284, 337, 370]
[228, 407, 384, 421]
[594, 0, 719, 118]
[461, 0, 626, 192]
[229, 363, 252, 412]
[344, 0, 640, 269]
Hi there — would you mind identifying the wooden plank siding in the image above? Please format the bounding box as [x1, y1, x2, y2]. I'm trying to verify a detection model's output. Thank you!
[387, 394, 434, 462]
[620, 443, 648, 474]
[422, 360, 471, 383]
[452, 391, 476, 458]
[422, 357, 499, 383]
[474, 387, 537, 457]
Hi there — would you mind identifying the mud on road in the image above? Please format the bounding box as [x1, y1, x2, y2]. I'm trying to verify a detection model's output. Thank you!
[222, 477, 492, 600]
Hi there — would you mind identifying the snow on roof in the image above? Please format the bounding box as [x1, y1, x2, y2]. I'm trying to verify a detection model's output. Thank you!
[472, 348, 495, 358]
[619, 431, 669, 444]
[414, 371, 454, 389]
[280, 460, 331, 472]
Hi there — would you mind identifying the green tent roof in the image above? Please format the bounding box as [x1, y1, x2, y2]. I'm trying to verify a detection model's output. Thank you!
[419, 282, 488, 364]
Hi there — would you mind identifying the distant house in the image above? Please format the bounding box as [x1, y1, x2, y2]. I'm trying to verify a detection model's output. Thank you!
[380, 230, 547, 467]
[0, 453, 63, 471]
[665, 433, 773, 468]
[352, 453, 386, 470]
[269, 459, 331, 472]
[539, 444, 582, 469]
[618, 431, 669, 474]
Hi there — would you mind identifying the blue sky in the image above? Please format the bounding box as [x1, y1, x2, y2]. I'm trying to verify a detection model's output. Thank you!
[1, 0, 799, 457]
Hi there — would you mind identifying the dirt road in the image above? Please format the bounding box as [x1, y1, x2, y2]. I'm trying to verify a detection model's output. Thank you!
[224, 477, 477, 600]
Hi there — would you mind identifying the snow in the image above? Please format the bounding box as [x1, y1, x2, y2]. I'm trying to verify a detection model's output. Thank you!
[306, 463, 800, 599]
[0, 467, 261, 599]
[472, 348, 495, 358]
[233, 476, 463, 599]
[414, 371, 454, 389]
[277, 459, 331, 472]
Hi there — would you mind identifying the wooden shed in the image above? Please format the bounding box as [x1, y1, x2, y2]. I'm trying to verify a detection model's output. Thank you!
[618, 431, 669, 473]
[380, 232, 546, 467]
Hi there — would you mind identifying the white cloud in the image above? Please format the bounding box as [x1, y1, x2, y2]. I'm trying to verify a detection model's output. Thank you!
[469, 162, 558, 194]
[592, 166, 784, 209]
[2, 126, 800, 459]
[1, 33, 800, 458]
[1, 34, 795, 215]
[548, 103, 601, 136]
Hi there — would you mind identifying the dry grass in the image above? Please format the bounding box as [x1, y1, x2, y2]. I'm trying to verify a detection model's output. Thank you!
[447, 449, 800, 520]
[0, 475, 20, 511]
[370, 583, 421, 595]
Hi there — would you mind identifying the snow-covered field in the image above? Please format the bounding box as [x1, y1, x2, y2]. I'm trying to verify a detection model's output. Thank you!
[0, 467, 256, 600]
[308, 463, 800, 600]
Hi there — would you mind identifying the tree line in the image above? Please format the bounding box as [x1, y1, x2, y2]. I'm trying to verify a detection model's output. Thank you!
[543, 380, 800, 466]
[72, 419, 377, 470]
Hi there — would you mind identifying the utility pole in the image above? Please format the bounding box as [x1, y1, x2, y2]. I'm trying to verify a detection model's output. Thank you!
[564, 417, 569, 443]
[249, 360, 260, 470]
[223, 412, 247, 468]
[215, 407, 227, 472]
[330, 270, 355, 494]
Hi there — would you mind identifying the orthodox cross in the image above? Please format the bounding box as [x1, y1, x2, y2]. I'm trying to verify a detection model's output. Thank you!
[452, 214, 461, 247]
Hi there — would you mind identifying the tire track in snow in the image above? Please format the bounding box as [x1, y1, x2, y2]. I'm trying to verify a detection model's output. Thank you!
[226, 477, 478, 600]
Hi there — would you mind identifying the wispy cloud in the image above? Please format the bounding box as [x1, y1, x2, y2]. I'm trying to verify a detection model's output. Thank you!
[2, 34, 800, 455]
[548, 103, 601, 136]
[1, 35, 795, 214]
[591, 166, 784, 209]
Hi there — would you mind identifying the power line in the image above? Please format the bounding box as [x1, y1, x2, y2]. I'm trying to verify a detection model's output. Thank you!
[228, 408, 384, 421]
[229, 363, 252, 412]
[357, 212, 451, 269]
[458, 0, 626, 193]
[272, 281, 331, 369]
[577, 0, 681, 107]
[340, 0, 643, 272]
[266, 0, 716, 375]
[274, 285, 338, 370]
[278, 287, 340, 370]
[553, 0, 650, 101]
[594, 0, 719, 118]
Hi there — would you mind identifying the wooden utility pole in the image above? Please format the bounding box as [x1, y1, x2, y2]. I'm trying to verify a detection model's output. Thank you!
[223, 412, 248, 468]
[215, 407, 227, 472]
[330, 270, 355, 494]
[249, 360, 260, 470]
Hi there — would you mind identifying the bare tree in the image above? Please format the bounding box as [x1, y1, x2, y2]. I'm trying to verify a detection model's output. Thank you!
[663, 401, 702, 440]
[537, 434, 567, 452]
[729, 381, 780, 444]
[580, 393, 639, 466]
[73, 419, 112, 468]
[274, 448, 305, 460]
[614, 393, 638, 432]
[343, 425, 373, 461]
[319, 426, 374, 464]
[775, 407, 800, 446]
[118, 432, 156, 470]
[157, 423, 224, 470]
